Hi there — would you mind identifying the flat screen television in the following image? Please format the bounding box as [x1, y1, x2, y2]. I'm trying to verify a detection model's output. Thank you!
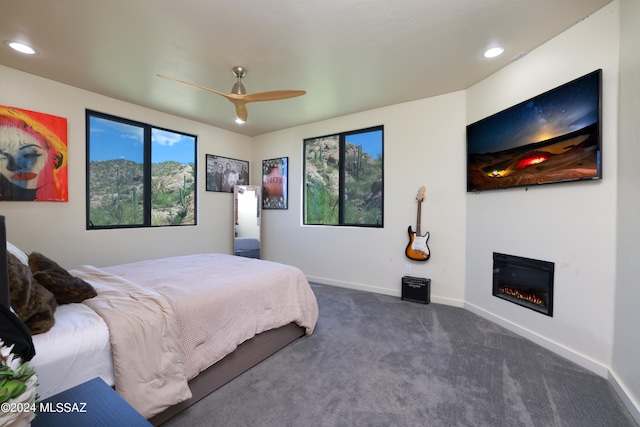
[466, 69, 602, 192]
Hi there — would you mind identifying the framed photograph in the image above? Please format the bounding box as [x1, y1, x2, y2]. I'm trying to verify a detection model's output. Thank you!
[262, 157, 288, 209]
[206, 154, 249, 193]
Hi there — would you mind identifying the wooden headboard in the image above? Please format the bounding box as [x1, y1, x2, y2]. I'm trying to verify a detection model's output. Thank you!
[0, 215, 10, 309]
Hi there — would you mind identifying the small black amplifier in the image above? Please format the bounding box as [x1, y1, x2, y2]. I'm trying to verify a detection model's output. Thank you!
[401, 276, 430, 304]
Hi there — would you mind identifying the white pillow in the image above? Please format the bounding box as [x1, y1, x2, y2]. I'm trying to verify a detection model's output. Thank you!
[6, 241, 29, 266]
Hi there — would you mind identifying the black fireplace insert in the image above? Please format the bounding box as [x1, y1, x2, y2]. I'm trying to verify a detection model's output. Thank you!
[493, 252, 554, 316]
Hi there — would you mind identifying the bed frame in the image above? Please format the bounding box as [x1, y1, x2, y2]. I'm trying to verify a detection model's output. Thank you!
[149, 322, 305, 425]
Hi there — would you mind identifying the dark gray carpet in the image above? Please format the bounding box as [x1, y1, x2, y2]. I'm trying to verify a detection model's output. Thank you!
[163, 283, 638, 427]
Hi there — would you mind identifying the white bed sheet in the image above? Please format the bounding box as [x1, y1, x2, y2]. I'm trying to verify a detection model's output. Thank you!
[30, 303, 114, 399]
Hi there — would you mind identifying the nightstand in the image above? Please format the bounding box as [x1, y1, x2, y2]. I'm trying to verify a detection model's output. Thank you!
[32, 377, 152, 426]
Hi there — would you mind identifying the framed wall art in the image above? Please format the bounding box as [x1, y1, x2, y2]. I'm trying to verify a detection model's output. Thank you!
[262, 157, 288, 209]
[1, 105, 68, 201]
[206, 154, 249, 193]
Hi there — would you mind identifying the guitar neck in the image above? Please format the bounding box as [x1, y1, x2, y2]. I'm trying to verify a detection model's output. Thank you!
[416, 201, 422, 235]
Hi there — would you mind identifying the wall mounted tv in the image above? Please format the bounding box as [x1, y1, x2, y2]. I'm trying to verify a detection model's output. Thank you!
[466, 69, 602, 192]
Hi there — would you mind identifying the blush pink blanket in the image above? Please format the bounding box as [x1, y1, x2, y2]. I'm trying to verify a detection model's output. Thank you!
[74, 254, 319, 418]
[74, 265, 192, 418]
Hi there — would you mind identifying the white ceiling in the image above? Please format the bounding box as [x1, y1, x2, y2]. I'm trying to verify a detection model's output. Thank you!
[1, 0, 612, 137]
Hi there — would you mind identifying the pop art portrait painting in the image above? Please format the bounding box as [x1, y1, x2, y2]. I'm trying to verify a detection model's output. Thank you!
[0, 105, 68, 201]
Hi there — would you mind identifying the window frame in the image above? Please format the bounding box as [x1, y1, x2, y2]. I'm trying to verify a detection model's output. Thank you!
[85, 110, 197, 230]
[303, 125, 384, 228]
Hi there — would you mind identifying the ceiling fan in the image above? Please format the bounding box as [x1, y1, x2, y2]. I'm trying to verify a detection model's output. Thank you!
[157, 67, 306, 123]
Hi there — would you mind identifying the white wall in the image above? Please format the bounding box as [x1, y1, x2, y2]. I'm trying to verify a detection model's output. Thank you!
[464, 2, 619, 375]
[252, 92, 467, 304]
[252, 4, 627, 383]
[612, 0, 640, 420]
[0, 64, 252, 268]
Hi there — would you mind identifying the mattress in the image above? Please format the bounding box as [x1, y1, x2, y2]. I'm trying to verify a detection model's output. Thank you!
[99, 254, 318, 380]
[29, 303, 114, 399]
[24, 253, 318, 418]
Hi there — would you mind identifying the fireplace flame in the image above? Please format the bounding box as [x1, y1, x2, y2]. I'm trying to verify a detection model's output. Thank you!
[499, 286, 545, 307]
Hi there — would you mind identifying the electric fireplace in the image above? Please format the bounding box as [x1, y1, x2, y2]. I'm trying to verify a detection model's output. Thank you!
[493, 252, 554, 316]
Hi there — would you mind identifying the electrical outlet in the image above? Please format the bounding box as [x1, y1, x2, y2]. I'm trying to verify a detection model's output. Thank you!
[405, 265, 412, 275]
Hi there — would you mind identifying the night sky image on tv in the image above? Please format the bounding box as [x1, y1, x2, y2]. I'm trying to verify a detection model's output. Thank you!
[466, 69, 601, 192]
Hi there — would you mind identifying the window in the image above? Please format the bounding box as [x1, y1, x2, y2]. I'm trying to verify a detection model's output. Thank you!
[86, 110, 197, 229]
[304, 126, 383, 227]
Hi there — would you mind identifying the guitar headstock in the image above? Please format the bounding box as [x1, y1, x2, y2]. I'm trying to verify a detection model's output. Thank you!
[416, 186, 425, 202]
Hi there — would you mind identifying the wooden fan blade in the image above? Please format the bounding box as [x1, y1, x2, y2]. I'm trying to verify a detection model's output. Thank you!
[157, 74, 241, 101]
[243, 90, 306, 103]
[158, 74, 305, 122]
[235, 103, 248, 122]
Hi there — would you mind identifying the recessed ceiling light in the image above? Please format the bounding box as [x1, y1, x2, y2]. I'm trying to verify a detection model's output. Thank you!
[483, 47, 504, 58]
[6, 41, 38, 55]
[235, 117, 246, 125]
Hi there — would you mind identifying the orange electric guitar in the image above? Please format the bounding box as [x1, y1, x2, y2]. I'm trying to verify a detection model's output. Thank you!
[405, 186, 430, 261]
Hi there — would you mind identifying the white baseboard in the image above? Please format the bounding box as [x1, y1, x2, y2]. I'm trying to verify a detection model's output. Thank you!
[464, 301, 609, 376]
[306, 275, 397, 297]
[306, 277, 640, 423]
[608, 370, 640, 425]
[463, 302, 640, 423]
[305, 275, 465, 307]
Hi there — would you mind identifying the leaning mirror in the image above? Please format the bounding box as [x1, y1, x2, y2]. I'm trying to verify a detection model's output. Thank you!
[234, 185, 261, 258]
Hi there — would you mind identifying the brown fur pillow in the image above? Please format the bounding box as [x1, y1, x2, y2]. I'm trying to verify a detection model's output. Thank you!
[7, 253, 57, 335]
[28, 252, 97, 304]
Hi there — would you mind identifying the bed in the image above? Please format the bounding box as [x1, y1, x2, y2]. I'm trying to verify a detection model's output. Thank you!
[4, 242, 318, 425]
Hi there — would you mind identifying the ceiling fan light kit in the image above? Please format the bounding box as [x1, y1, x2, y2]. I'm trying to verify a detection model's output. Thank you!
[157, 66, 306, 124]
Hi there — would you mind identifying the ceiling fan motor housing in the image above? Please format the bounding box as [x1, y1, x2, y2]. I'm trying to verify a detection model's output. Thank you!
[232, 82, 246, 95]
[231, 67, 247, 94]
